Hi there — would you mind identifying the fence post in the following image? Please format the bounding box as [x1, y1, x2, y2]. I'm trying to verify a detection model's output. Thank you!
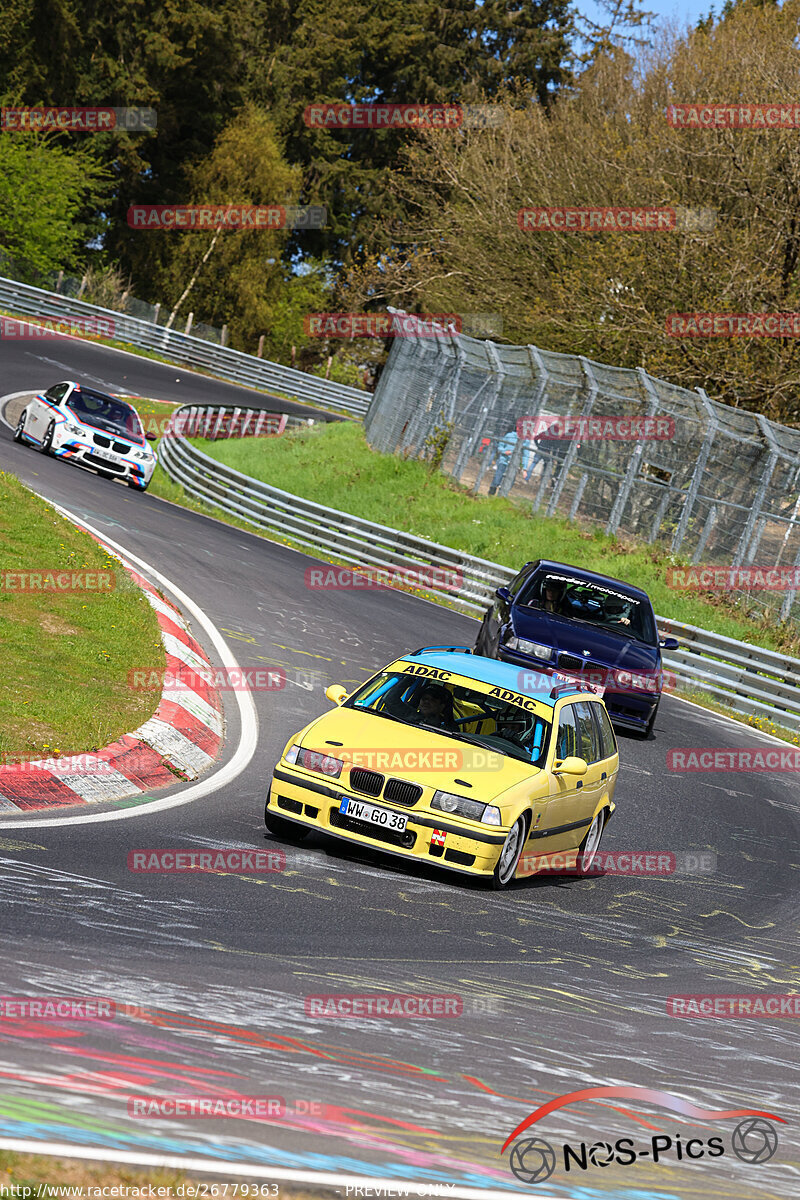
[671, 389, 717, 553]
[547, 357, 597, 517]
[691, 504, 718, 563]
[569, 473, 589, 521]
[153, 302, 160, 324]
[779, 543, 800, 622]
[221, 324, 228, 347]
[185, 312, 194, 335]
[257, 335, 265, 358]
[606, 367, 661, 536]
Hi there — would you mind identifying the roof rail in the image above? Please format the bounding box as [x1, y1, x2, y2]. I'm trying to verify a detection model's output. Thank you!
[411, 645, 473, 656]
[549, 680, 598, 699]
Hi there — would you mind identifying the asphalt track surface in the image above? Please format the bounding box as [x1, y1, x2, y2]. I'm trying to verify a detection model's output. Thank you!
[0, 339, 798, 1199]
[0, 328, 343, 418]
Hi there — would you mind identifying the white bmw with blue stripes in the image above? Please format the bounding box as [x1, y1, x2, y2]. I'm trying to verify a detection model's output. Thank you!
[14, 380, 157, 491]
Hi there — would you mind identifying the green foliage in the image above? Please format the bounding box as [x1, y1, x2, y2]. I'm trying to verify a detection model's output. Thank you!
[0, 137, 105, 276]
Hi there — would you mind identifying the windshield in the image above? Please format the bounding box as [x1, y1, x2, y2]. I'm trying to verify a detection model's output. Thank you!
[66, 389, 143, 439]
[345, 670, 551, 766]
[518, 571, 657, 645]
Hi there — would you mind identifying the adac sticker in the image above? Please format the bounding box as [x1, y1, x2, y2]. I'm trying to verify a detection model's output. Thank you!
[431, 829, 447, 847]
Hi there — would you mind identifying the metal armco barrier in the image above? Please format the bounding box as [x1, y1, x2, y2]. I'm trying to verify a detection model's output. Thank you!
[0, 276, 371, 418]
[160, 406, 800, 733]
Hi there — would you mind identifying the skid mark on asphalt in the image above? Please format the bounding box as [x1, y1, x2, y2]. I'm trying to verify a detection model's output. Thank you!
[1, 953, 797, 1198]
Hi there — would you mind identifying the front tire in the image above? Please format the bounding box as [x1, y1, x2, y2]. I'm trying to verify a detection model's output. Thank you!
[490, 814, 528, 889]
[40, 420, 55, 455]
[13, 411, 27, 443]
[265, 801, 310, 842]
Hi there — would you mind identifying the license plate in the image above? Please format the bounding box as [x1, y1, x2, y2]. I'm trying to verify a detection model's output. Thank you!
[339, 797, 408, 833]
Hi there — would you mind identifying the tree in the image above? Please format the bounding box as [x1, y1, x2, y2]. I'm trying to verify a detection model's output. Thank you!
[343, 0, 800, 422]
[0, 136, 105, 277]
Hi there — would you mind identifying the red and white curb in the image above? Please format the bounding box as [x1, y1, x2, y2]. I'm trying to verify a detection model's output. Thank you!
[0, 565, 223, 813]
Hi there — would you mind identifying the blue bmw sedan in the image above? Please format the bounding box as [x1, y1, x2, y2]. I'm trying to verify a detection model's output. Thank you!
[474, 560, 678, 738]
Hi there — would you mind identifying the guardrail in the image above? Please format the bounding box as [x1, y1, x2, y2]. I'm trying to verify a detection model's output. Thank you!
[159, 407, 800, 733]
[0, 275, 371, 419]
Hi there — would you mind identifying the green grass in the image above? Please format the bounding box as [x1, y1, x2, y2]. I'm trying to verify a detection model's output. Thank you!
[182, 422, 799, 657]
[0, 472, 165, 763]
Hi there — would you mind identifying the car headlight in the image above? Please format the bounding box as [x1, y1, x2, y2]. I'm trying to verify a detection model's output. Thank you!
[431, 790, 500, 825]
[133, 449, 154, 461]
[64, 423, 83, 435]
[506, 636, 553, 661]
[284, 744, 343, 778]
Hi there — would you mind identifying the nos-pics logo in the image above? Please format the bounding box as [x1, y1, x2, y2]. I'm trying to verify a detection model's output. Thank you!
[502, 1086, 783, 1185]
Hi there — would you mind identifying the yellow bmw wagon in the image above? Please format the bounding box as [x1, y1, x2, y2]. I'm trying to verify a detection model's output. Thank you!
[265, 647, 619, 889]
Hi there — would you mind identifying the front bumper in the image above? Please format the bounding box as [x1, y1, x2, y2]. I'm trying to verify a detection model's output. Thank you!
[56, 438, 155, 486]
[267, 764, 508, 878]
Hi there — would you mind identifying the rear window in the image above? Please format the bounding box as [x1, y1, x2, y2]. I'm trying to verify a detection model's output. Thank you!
[518, 571, 657, 645]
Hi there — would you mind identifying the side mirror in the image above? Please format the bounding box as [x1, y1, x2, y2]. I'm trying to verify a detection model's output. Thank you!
[660, 636, 679, 650]
[325, 684, 348, 706]
[553, 756, 588, 777]
[495, 586, 511, 602]
[145, 432, 158, 442]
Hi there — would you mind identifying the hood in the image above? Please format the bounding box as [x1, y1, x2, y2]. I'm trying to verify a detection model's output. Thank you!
[512, 608, 659, 669]
[299, 705, 540, 797]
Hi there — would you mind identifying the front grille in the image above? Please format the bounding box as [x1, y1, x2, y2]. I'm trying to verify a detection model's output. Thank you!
[304, 804, 319, 818]
[330, 806, 416, 848]
[85, 453, 124, 473]
[384, 778, 423, 807]
[558, 653, 584, 671]
[277, 795, 303, 814]
[93, 433, 111, 448]
[349, 767, 383, 796]
[113, 440, 131, 454]
[445, 848, 476, 867]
